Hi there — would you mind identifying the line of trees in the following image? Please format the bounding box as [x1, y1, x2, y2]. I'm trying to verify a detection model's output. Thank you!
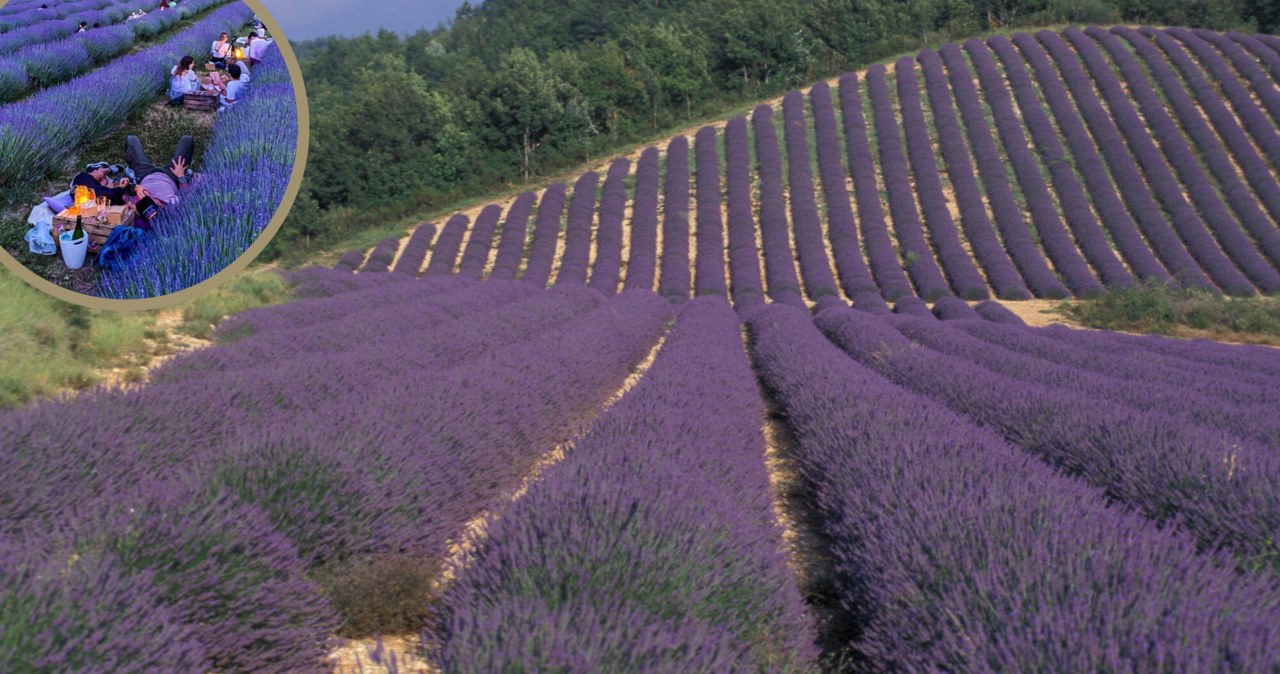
[269, 0, 1269, 260]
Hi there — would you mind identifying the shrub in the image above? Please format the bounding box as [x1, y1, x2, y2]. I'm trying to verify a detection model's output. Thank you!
[317, 554, 440, 637]
[1061, 280, 1280, 341]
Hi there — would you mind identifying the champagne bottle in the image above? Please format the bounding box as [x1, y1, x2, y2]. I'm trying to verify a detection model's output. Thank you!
[73, 215, 85, 241]
[136, 195, 159, 226]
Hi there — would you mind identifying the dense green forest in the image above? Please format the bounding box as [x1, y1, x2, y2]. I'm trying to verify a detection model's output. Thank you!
[266, 0, 1274, 260]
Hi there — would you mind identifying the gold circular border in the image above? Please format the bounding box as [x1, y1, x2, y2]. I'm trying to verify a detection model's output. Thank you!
[0, 0, 309, 311]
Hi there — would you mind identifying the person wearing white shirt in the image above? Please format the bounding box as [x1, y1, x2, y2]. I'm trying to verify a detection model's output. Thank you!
[211, 32, 232, 69]
[247, 32, 268, 66]
[168, 56, 200, 105]
[221, 63, 248, 110]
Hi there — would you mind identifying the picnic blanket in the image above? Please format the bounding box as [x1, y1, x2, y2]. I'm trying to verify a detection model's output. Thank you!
[96, 226, 150, 273]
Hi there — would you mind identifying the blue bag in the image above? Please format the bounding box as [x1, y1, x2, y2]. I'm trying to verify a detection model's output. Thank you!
[96, 226, 149, 273]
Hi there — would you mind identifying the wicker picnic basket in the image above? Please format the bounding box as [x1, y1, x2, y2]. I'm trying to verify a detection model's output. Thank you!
[54, 207, 134, 247]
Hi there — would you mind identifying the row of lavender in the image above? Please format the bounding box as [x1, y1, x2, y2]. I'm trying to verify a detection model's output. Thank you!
[437, 298, 816, 672]
[356, 201, 1280, 670]
[1, 0, 122, 55]
[0, 270, 672, 671]
[0, 1, 251, 188]
[0, 0, 220, 101]
[0, 0, 107, 33]
[749, 303, 1280, 669]
[340, 27, 1280, 305]
[98, 44, 298, 299]
[421, 222, 1280, 669]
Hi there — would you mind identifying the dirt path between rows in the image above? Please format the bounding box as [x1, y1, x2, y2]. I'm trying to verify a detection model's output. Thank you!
[328, 326, 671, 673]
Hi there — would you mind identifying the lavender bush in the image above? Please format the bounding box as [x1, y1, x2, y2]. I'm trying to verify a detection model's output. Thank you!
[973, 299, 1024, 324]
[722, 117, 765, 308]
[781, 91, 841, 300]
[75, 22, 134, 62]
[334, 247, 367, 272]
[751, 104, 805, 307]
[457, 203, 502, 278]
[658, 135, 691, 301]
[589, 157, 630, 294]
[519, 182, 566, 287]
[555, 170, 599, 286]
[691, 126, 727, 297]
[930, 295, 982, 320]
[0, 58, 25, 100]
[425, 213, 470, 275]
[63, 485, 339, 673]
[0, 538, 208, 673]
[359, 235, 401, 273]
[622, 147, 660, 291]
[487, 192, 535, 281]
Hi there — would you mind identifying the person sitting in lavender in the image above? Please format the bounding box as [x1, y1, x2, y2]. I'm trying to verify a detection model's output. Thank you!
[76, 21, 88, 33]
[124, 134, 194, 217]
[168, 56, 200, 105]
[211, 32, 232, 69]
[247, 31, 267, 67]
[220, 63, 247, 109]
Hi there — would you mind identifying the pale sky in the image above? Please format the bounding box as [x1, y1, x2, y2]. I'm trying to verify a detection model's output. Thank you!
[265, 0, 470, 41]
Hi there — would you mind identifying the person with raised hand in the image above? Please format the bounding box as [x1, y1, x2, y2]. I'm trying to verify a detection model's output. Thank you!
[124, 135, 194, 212]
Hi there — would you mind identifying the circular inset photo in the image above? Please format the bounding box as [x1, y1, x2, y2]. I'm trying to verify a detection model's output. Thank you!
[0, 0, 306, 308]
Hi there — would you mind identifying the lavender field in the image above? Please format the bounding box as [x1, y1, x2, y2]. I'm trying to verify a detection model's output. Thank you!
[4, 24, 1280, 673]
[0, 0, 297, 299]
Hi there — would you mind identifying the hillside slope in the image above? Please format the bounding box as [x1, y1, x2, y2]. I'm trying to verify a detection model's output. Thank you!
[341, 26, 1280, 306]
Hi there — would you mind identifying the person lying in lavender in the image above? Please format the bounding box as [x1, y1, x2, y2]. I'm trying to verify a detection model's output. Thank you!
[124, 135, 194, 215]
[70, 162, 136, 206]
